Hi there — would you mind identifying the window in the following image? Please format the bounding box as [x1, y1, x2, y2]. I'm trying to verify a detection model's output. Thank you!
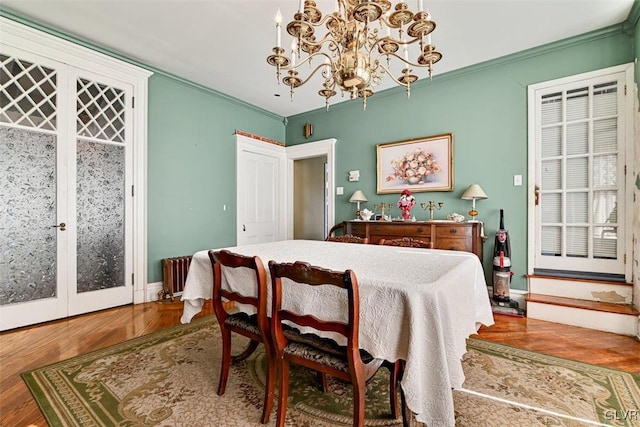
[527, 64, 634, 281]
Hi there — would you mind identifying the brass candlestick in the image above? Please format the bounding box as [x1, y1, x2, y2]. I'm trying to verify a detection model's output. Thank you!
[373, 203, 393, 221]
[420, 201, 444, 221]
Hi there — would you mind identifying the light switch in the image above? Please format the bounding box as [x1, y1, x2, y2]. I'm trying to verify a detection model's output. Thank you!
[336, 186, 344, 195]
[514, 175, 522, 186]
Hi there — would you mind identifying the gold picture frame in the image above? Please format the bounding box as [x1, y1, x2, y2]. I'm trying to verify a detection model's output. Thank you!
[377, 133, 454, 194]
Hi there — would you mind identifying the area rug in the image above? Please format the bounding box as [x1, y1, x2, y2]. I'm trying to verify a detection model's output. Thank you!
[23, 316, 640, 427]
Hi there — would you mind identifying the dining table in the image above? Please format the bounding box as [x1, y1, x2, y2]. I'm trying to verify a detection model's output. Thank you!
[180, 239, 494, 427]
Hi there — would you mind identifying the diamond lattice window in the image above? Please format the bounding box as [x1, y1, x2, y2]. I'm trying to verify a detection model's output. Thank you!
[0, 54, 57, 131]
[76, 78, 125, 143]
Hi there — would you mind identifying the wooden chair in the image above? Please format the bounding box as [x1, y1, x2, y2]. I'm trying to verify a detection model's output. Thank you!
[326, 234, 369, 244]
[268, 260, 400, 427]
[379, 237, 433, 249]
[208, 250, 275, 424]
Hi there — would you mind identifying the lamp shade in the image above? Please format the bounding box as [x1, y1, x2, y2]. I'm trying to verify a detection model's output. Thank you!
[461, 184, 488, 200]
[349, 190, 368, 203]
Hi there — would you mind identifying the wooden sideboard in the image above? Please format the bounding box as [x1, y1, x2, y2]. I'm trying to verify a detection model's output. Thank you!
[345, 220, 484, 260]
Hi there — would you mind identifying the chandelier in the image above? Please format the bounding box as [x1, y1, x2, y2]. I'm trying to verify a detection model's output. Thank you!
[267, 0, 442, 110]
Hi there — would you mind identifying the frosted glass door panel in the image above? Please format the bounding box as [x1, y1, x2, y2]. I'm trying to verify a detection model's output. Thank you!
[76, 140, 125, 293]
[0, 127, 57, 304]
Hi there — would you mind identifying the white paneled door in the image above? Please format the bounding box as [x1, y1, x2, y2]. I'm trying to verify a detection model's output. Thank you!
[235, 134, 286, 245]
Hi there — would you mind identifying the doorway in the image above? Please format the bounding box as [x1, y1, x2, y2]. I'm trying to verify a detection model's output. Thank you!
[293, 156, 327, 240]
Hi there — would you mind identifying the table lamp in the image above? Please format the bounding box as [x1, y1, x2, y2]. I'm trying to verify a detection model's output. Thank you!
[461, 184, 488, 222]
[349, 190, 368, 219]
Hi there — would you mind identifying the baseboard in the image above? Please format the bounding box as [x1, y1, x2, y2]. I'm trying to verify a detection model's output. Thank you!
[487, 286, 527, 310]
[145, 281, 163, 302]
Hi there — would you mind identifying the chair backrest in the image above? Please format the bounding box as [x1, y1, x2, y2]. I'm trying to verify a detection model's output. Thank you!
[326, 221, 346, 239]
[379, 237, 433, 249]
[326, 234, 369, 244]
[268, 261, 361, 355]
[209, 249, 269, 333]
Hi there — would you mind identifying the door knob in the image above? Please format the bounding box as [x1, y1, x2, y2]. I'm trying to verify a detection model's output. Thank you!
[51, 222, 66, 231]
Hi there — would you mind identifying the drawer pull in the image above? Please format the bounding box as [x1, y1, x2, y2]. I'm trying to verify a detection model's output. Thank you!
[449, 248, 458, 251]
[449, 228, 457, 234]
[417, 227, 424, 233]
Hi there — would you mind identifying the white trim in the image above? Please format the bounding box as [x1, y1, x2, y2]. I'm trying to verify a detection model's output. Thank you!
[285, 139, 337, 239]
[526, 301, 637, 336]
[527, 63, 634, 281]
[0, 17, 152, 82]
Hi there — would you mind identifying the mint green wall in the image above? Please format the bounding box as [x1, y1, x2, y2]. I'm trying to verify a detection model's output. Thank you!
[285, 30, 633, 291]
[635, 14, 640, 87]
[147, 76, 284, 282]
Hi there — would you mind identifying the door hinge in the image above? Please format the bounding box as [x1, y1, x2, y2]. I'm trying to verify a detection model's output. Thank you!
[132, 96, 135, 108]
[624, 85, 627, 95]
[131, 273, 135, 285]
[624, 165, 627, 175]
[624, 254, 626, 264]
[131, 185, 134, 197]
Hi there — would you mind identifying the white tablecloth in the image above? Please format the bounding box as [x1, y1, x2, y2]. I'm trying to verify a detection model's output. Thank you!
[181, 240, 494, 427]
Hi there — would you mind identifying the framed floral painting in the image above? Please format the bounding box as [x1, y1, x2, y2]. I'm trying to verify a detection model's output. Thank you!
[376, 133, 453, 194]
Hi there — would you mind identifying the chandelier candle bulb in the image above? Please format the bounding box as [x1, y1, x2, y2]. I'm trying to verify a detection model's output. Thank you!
[418, 0, 423, 12]
[299, 0, 304, 13]
[276, 9, 282, 48]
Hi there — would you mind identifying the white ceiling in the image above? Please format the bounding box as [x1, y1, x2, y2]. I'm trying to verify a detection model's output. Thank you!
[1, 0, 634, 118]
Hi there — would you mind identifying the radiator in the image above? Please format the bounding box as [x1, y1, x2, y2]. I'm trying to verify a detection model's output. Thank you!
[160, 256, 192, 301]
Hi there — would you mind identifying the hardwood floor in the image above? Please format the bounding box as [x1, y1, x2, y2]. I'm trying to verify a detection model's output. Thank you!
[1, 301, 639, 426]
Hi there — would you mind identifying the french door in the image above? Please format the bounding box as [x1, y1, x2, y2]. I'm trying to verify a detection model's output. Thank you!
[0, 46, 134, 330]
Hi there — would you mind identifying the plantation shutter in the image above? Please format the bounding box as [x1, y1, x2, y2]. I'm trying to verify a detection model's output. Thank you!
[533, 69, 628, 279]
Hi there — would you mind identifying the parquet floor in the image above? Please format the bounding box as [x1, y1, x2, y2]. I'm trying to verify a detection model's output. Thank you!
[1, 300, 638, 426]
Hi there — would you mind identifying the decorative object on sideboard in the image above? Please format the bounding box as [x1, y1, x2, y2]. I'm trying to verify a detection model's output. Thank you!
[461, 184, 488, 222]
[267, 0, 442, 110]
[397, 189, 416, 220]
[377, 133, 454, 194]
[373, 203, 394, 221]
[420, 200, 443, 221]
[360, 208, 374, 221]
[446, 212, 465, 222]
[349, 189, 368, 219]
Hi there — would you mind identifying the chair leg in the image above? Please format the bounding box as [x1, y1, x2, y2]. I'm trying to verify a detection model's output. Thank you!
[400, 386, 415, 427]
[388, 361, 401, 419]
[260, 343, 276, 424]
[275, 359, 290, 427]
[217, 327, 232, 395]
[316, 371, 328, 392]
[352, 375, 366, 427]
[232, 339, 260, 362]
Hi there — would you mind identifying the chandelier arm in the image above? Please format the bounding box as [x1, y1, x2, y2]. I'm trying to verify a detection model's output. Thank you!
[375, 51, 429, 69]
[284, 62, 334, 87]
[284, 52, 334, 72]
[376, 63, 411, 87]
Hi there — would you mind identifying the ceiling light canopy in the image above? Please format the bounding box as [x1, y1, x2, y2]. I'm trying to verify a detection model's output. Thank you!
[267, 0, 442, 110]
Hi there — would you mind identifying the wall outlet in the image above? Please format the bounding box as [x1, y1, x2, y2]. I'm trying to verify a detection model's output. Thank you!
[336, 186, 344, 195]
[514, 175, 522, 186]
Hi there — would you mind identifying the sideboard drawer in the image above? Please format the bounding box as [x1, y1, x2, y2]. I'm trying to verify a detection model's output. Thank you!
[370, 223, 430, 236]
[435, 238, 473, 253]
[350, 223, 368, 235]
[435, 225, 473, 238]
